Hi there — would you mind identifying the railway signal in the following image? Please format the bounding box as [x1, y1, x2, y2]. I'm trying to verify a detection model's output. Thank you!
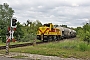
[11, 17, 17, 28]
[6, 17, 17, 55]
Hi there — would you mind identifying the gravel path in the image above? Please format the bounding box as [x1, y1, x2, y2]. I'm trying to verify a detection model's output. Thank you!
[0, 56, 27, 60]
[0, 52, 85, 60]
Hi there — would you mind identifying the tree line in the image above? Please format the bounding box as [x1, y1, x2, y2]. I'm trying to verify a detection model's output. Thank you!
[0, 3, 90, 44]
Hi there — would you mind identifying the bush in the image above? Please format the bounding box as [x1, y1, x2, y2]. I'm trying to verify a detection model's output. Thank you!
[21, 34, 36, 42]
[76, 23, 90, 44]
[83, 31, 90, 44]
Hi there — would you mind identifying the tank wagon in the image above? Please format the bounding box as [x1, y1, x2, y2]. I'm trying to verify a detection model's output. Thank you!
[37, 23, 76, 41]
[56, 27, 76, 38]
[71, 30, 76, 37]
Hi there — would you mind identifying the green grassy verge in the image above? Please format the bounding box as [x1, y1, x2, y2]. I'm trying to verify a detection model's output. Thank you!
[0, 38, 90, 59]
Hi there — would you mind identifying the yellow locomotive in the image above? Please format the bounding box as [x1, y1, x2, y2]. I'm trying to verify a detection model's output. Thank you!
[37, 23, 61, 41]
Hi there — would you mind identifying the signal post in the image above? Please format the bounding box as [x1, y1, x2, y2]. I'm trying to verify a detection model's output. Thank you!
[6, 17, 17, 55]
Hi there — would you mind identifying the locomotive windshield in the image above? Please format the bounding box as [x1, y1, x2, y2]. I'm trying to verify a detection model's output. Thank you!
[44, 24, 50, 27]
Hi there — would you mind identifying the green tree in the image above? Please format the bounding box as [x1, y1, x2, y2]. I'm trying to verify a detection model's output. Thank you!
[83, 23, 90, 44]
[76, 23, 90, 44]
[21, 20, 42, 42]
[0, 3, 14, 43]
[14, 22, 24, 42]
[60, 25, 67, 28]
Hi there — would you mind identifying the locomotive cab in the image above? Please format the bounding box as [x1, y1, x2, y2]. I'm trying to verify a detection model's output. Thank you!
[44, 23, 54, 31]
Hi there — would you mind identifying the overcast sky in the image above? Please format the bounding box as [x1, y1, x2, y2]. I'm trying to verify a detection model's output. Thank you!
[0, 0, 90, 27]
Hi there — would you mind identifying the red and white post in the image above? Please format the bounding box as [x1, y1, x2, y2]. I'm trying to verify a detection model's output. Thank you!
[6, 17, 17, 55]
[6, 26, 11, 54]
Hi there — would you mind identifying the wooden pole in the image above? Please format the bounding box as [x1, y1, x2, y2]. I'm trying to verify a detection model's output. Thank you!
[6, 41, 10, 55]
[6, 34, 10, 55]
[33, 38, 36, 46]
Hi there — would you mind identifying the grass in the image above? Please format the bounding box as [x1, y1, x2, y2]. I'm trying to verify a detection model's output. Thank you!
[0, 38, 90, 59]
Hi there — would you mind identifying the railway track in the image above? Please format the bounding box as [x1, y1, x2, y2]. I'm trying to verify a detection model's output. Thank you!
[0, 38, 76, 50]
[0, 42, 45, 50]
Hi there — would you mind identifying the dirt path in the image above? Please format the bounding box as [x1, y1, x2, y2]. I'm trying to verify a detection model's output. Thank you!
[0, 52, 84, 60]
[0, 56, 27, 60]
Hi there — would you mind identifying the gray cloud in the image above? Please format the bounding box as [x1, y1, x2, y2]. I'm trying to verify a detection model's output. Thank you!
[0, 0, 90, 28]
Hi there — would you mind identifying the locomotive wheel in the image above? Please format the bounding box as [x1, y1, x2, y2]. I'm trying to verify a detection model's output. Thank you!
[57, 36, 59, 40]
[53, 36, 57, 41]
[46, 36, 50, 42]
[51, 36, 54, 41]
[57, 36, 60, 40]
